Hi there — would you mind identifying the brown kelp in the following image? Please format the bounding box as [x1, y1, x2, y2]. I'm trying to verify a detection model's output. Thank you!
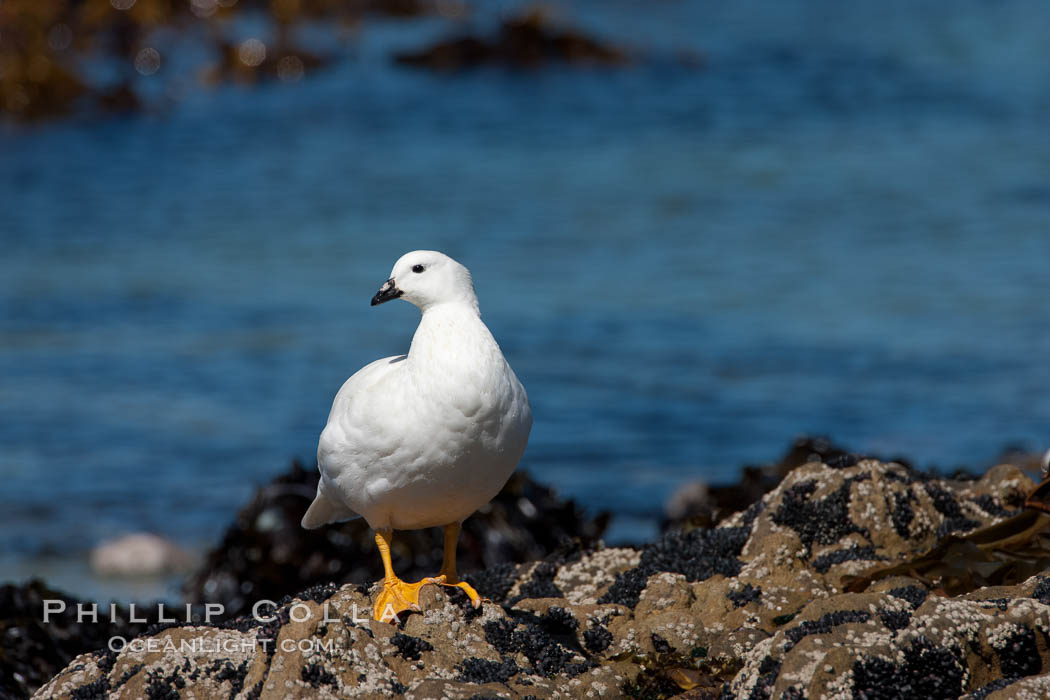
[844, 476, 1050, 596]
[0, 0, 429, 121]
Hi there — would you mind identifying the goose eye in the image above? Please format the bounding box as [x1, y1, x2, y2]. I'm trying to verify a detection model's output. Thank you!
[412, 264, 425, 273]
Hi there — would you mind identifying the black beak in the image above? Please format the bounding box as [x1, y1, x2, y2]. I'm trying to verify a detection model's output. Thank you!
[371, 278, 402, 306]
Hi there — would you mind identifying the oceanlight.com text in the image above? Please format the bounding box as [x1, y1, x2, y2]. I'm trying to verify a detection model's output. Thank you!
[106, 636, 338, 654]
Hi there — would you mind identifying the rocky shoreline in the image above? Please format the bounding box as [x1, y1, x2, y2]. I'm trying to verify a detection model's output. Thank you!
[183, 461, 609, 623]
[25, 451, 1050, 699]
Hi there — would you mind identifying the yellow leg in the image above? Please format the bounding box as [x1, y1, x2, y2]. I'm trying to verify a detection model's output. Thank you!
[423, 522, 483, 608]
[372, 529, 424, 622]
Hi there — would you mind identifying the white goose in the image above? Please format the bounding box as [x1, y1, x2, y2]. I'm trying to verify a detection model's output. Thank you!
[302, 251, 532, 621]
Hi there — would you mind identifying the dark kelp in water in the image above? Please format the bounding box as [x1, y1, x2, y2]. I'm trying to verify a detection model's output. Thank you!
[394, 9, 629, 70]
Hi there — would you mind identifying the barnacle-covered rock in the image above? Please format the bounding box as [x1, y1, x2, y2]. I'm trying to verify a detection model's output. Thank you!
[31, 456, 1050, 699]
[725, 574, 1050, 699]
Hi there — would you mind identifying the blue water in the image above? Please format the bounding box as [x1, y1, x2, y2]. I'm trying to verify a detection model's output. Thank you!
[2, 0, 1049, 597]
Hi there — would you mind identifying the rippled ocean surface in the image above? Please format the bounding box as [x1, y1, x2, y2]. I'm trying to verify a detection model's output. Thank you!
[2, 0, 1049, 598]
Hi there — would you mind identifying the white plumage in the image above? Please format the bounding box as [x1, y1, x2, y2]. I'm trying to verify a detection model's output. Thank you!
[302, 250, 532, 534]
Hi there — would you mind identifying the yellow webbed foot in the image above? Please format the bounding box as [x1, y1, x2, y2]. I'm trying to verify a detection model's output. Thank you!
[423, 574, 484, 608]
[373, 578, 424, 622]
